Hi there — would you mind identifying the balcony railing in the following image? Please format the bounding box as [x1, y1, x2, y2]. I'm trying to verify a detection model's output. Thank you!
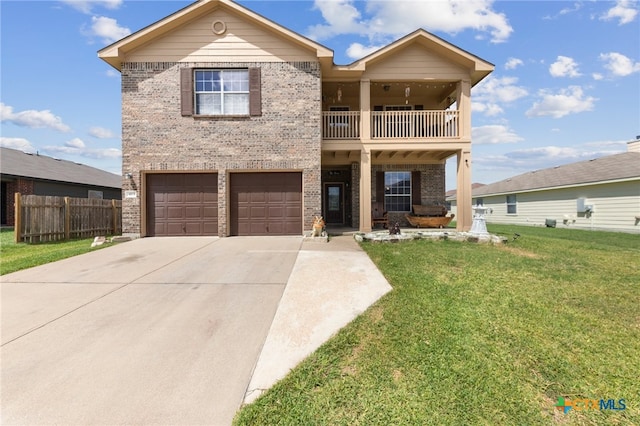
[322, 111, 361, 139]
[322, 110, 459, 139]
[372, 110, 459, 139]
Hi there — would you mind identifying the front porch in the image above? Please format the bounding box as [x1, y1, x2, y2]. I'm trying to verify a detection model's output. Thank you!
[320, 146, 473, 234]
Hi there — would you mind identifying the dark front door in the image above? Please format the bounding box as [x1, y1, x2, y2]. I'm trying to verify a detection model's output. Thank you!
[324, 183, 344, 225]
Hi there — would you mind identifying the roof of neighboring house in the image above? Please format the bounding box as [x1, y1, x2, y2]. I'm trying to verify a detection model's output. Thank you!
[0, 147, 121, 189]
[446, 183, 486, 198]
[465, 151, 640, 198]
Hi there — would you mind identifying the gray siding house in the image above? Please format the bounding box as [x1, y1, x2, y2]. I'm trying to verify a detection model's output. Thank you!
[449, 139, 640, 234]
[0, 147, 122, 226]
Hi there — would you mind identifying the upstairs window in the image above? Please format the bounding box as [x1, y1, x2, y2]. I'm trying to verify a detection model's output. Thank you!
[181, 68, 261, 117]
[195, 70, 249, 115]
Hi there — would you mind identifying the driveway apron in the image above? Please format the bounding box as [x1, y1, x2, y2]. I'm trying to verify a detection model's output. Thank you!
[1, 236, 300, 425]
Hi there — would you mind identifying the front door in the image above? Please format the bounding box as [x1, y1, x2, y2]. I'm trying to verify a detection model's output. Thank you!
[324, 183, 344, 225]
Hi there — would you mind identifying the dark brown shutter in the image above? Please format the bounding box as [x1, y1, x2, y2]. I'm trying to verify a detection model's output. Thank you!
[376, 172, 385, 203]
[180, 68, 193, 116]
[249, 67, 261, 116]
[412, 170, 421, 206]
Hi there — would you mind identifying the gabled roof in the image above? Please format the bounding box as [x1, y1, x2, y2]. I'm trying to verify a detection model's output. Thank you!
[471, 151, 640, 197]
[333, 29, 494, 86]
[98, 0, 334, 70]
[0, 147, 121, 189]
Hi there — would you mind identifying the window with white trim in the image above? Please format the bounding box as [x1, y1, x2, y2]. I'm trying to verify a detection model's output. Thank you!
[195, 69, 249, 115]
[506, 194, 517, 214]
[384, 171, 411, 212]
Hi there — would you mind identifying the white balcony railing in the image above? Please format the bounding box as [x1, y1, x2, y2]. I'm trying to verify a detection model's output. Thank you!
[371, 110, 459, 139]
[322, 111, 361, 139]
[322, 110, 459, 139]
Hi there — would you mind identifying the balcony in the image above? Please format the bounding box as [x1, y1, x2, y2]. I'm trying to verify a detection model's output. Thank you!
[322, 110, 459, 140]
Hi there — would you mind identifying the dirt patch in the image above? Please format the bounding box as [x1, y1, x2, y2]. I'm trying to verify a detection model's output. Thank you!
[500, 245, 542, 259]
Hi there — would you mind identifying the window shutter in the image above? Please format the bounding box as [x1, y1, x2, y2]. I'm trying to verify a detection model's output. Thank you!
[411, 171, 421, 206]
[180, 68, 193, 116]
[376, 172, 385, 203]
[249, 67, 261, 116]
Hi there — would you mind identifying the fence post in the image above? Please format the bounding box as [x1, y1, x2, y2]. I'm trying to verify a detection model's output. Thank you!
[64, 197, 71, 240]
[14, 193, 21, 243]
[112, 199, 117, 235]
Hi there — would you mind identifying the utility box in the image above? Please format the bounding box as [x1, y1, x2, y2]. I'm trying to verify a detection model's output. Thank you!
[577, 198, 594, 213]
[545, 219, 556, 228]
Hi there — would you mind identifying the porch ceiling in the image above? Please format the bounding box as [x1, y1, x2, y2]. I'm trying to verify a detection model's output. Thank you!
[321, 149, 456, 165]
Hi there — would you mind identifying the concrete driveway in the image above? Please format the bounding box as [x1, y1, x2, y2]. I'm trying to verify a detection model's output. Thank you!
[1, 235, 392, 425]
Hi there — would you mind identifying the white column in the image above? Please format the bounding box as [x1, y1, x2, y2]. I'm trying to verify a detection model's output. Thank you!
[359, 148, 372, 232]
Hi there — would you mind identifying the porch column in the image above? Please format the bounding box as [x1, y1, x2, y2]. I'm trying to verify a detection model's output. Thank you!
[456, 149, 472, 231]
[360, 79, 371, 141]
[457, 80, 472, 139]
[359, 148, 372, 232]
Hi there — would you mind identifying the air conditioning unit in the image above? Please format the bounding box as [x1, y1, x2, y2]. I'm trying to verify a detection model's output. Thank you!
[577, 198, 594, 213]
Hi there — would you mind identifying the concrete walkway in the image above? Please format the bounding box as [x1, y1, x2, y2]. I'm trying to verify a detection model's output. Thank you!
[1, 235, 391, 425]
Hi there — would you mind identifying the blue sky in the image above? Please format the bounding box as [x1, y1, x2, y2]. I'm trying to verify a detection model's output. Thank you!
[1, 0, 639, 190]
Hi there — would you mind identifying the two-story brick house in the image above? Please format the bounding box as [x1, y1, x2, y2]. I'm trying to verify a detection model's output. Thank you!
[99, 0, 493, 237]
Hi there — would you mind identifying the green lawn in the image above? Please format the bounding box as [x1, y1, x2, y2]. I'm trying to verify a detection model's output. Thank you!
[234, 224, 639, 425]
[0, 229, 111, 275]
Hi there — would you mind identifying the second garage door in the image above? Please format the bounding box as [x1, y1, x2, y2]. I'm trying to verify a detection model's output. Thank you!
[230, 172, 302, 236]
[146, 173, 218, 236]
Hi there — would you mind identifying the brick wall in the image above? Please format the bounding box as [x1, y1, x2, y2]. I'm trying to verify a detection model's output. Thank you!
[121, 61, 322, 237]
[3, 179, 35, 226]
[372, 163, 446, 226]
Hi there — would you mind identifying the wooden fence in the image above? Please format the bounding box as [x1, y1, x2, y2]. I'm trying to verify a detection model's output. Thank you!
[14, 194, 122, 243]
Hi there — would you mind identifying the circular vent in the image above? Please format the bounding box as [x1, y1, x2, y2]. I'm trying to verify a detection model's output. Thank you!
[211, 20, 226, 35]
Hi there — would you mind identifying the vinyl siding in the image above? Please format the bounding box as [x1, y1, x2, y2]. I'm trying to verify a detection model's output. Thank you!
[364, 44, 468, 80]
[452, 180, 640, 233]
[127, 9, 316, 63]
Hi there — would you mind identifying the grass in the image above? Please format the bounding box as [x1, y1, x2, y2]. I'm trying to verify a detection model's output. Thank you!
[0, 229, 111, 275]
[234, 224, 640, 425]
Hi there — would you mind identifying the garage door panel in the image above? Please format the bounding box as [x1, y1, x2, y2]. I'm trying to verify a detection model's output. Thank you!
[146, 173, 218, 236]
[230, 172, 302, 236]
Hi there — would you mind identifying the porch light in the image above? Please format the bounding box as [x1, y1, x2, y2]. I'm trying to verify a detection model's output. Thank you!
[405, 85, 410, 104]
[337, 87, 342, 102]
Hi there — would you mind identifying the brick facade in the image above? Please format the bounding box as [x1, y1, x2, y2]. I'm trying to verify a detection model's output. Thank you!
[121, 61, 322, 237]
[372, 163, 446, 226]
[2, 179, 34, 226]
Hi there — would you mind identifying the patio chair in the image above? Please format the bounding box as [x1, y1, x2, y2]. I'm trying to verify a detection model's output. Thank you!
[371, 202, 388, 229]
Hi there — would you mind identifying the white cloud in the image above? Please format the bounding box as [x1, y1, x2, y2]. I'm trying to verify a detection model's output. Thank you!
[0, 102, 71, 132]
[505, 57, 523, 70]
[472, 124, 523, 144]
[0, 137, 37, 153]
[599, 52, 640, 76]
[600, 0, 638, 25]
[105, 69, 119, 78]
[549, 56, 581, 78]
[88, 16, 131, 44]
[46, 138, 122, 159]
[61, 0, 123, 14]
[308, 0, 513, 43]
[474, 76, 529, 103]
[89, 126, 116, 139]
[526, 86, 596, 118]
[472, 102, 503, 116]
[592, 72, 604, 80]
[345, 42, 385, 60]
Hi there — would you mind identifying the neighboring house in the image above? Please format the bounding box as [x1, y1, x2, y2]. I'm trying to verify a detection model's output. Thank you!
[449, 139, 640, 234]
[98, 0, 493, 237]
[0, 147, 122, 226]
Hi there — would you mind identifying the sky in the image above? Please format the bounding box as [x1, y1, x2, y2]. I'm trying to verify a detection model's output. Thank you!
[1, 0, 639, 190]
